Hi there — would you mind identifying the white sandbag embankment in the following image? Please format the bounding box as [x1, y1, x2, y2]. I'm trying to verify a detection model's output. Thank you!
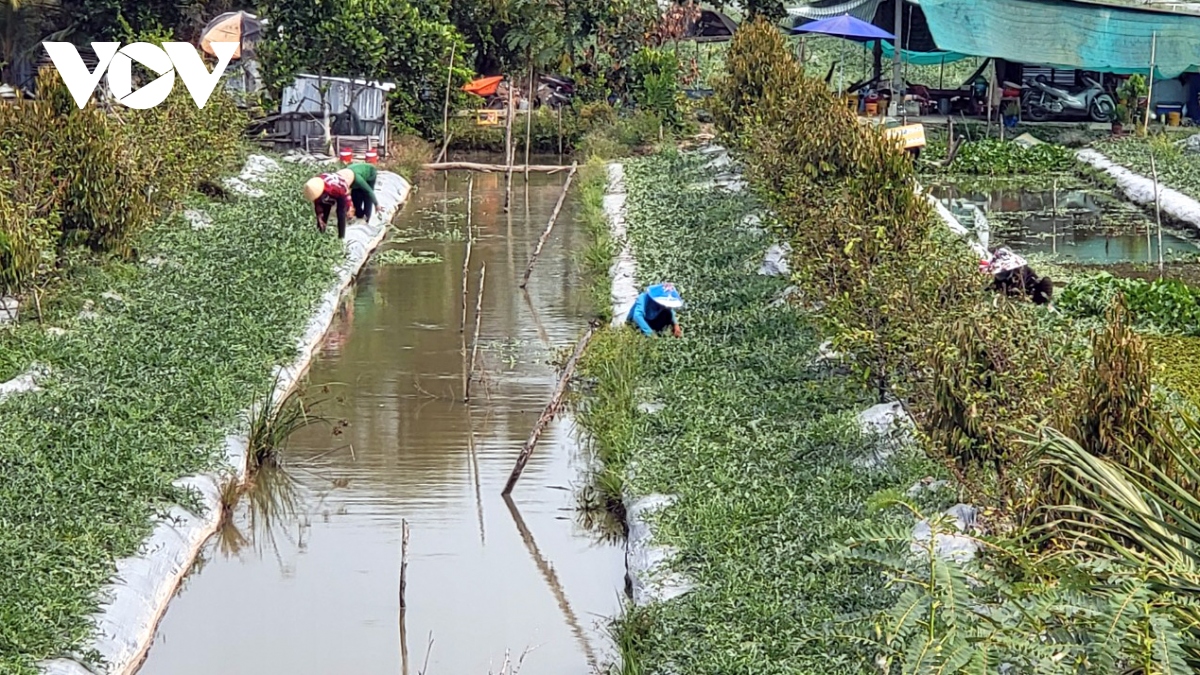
[1077, 148, 1200, 228]
[39, 157, 411, 675]
[607, 164, 640, 326]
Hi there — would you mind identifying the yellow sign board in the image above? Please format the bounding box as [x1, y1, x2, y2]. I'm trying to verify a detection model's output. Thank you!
[884, 123, 926, 150]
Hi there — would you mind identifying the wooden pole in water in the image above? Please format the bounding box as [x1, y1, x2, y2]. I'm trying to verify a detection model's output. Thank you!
[1052, 178, 1058, 255]
[439, 50, 456, 165]
[1151, 148, 1164, 275]
[525, 62, 535, 181]
[520, 163, 578, 289]
[502, 319, 600, 495]
[504, 83, 515, 212]
[1144, 32, 1158, 134]
[557, 106, 564, 159]
[465, 263, 486, 403]
[399, 519, 410, 608]
[460, 176, 474, 333]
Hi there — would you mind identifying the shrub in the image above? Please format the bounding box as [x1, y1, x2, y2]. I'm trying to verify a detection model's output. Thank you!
[921, 300, 1080, 509]
[0, 66, 246, 289]
[629, 47, 683, 129]
[711, 17, 798, 137]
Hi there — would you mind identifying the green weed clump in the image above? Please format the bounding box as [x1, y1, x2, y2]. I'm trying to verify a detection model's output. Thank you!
[929, 138, 1075, 175]
[0, 162, 342, 673]
[1058, 272, 1200, 334]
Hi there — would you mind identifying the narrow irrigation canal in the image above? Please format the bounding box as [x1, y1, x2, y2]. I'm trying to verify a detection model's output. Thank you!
[137, 168, 624, 675]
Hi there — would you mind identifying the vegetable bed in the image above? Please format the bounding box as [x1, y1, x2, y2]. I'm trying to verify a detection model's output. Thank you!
[1094, 134, 1200, 203]
[0, 162, 344, 673]
[582, 153, 941, 674]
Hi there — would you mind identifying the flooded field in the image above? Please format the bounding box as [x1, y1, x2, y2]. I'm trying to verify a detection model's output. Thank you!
[136, 169, 624, 675]
[929, 181, 1200, 264]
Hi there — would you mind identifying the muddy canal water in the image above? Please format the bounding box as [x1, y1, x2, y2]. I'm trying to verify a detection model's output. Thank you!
[137, 170, 623, 675]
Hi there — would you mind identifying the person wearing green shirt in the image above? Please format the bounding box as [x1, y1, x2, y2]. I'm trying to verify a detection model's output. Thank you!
[302, 162, 380, 238]
[342, 162, 379, 223]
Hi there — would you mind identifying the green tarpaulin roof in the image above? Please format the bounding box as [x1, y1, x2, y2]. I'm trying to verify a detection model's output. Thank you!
[921, 0, 1200, 77]
[865, 40, 973, 65]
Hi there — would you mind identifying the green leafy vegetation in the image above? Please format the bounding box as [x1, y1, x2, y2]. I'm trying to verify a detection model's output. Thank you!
[1096, 133, 1200, 202]
[587, 17, 1200, 673]
[375, 249, 444, 266]
[0, 162, 345, 673]
[925, 138, 1076, 175]
[585, 152, 941, 674]
[1058, 272, 1200, 334]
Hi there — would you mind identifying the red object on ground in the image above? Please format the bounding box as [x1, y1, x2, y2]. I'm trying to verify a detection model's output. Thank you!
[463, 75, 504, 97]
[365, 148, 379, 164]
[339, 147, 353, 164]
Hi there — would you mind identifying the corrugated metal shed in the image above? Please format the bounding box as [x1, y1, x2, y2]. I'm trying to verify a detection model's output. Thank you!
[279, 74, 396, 152]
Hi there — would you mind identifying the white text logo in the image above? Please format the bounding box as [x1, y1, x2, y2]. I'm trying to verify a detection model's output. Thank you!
[41, 42, 237, 109]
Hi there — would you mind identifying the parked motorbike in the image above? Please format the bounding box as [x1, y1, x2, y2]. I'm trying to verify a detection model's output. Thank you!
[1021, 75, 1115, 122]
[536, 73, 575, 109]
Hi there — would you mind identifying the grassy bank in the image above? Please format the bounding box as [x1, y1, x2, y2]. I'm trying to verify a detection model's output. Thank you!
[578, 152, 942, 673]
[0, 161, 346, 673]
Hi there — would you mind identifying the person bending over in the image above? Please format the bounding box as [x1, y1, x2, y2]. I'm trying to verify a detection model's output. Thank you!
[302, 163, 379, 239]
[628, 283, 684, 337]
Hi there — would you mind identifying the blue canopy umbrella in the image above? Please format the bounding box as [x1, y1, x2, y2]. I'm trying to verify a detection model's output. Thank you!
[791, 14, 894, 42]
[792, 15, 896, 94]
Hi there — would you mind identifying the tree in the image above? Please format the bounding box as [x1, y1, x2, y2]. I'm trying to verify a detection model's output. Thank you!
[257, 0, 470, 135]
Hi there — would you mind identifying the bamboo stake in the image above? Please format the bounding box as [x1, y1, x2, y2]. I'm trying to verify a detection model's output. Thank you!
[399, 519, 410, 609]
[439, 50, 456, 165]
[460, 176, 474, 333]
[504, 84, 514, 212]
[520, 163, 578, 289]
[502, 319, 600, 495]
[424, 162, 574, 173]
[400, 605, 409, 675]
[557, 106, 563, 159]
[525, 63, 534, 181]
[1151, 148, 1164, 275]
[465, 263, 486, 403]
[1144, 32, 1157, 134]
[1052, 178, 1058, 255]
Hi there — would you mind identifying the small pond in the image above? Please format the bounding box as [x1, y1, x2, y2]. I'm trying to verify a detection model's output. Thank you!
[929, 181, 1200, 265]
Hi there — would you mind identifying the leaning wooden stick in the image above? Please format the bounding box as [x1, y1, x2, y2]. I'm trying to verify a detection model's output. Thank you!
[460, 176, 474, 332]
[465, 263, 487, 402]
[520, 163, 578, 289]
[502, 319, 600, 495]
[399, 518, 410, 609]
[438, 50, 455, 164]
[524, 63, 534, 181]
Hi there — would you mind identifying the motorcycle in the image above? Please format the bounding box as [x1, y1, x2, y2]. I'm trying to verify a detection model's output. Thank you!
[536, 73, 575, 109]
[1021, 75, 1115, 123]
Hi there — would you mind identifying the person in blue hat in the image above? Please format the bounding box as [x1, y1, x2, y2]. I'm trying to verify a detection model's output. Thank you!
[628, 283, 683, 337]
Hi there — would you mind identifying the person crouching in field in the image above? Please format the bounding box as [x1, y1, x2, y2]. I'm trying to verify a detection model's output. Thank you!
[628, 283, 684, 337]
[303, 163, 379, 239]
